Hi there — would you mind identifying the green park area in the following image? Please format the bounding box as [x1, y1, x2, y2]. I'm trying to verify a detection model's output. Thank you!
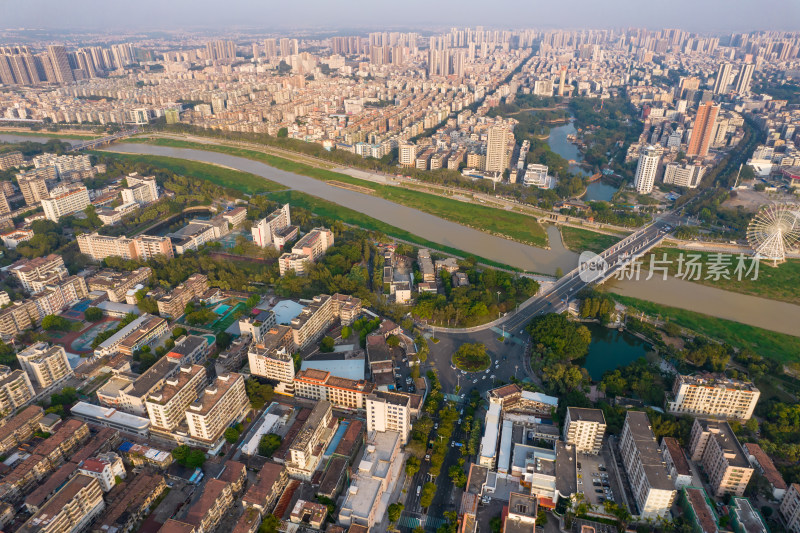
[645, 248, 800, 305]
[127, 137, 548, 247]
[611, 293, 800, 365]
[560, 226, 623, 254]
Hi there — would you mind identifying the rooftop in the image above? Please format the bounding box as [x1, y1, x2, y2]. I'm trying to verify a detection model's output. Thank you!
[71, 401, 151, 431]
[187, 372, 244, 416]
[18, 474, 97, 532]
[744, 443, 787, 490]
[625, 411, 676, 491]
[184, 478, 229, 526]
[685, 487, 718, 533]
[243, 462, 285, 507]
[696, 419, 750, 469]
[662, 437, 692, 476]
[567, 407, 606, 424]
[555, 441, 578, 496]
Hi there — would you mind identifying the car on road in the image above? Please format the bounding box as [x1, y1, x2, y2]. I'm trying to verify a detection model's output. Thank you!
[417, 486, 422, 496]
[481, 375, 486, 380]
[459, 394, 465, 400]
[472, 379, 478, 384]
[484, 368, 490, 374]
[424, 454, 430, 461]
[434, 423, 438, 430]
[490, 374, 496, 379]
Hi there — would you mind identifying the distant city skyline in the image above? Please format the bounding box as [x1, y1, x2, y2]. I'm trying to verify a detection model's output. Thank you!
[0, 0, 796, 34]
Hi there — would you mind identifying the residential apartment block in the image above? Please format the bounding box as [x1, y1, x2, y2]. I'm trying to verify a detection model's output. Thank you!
[185, 372, 249, 449]
[41, 184, 90, 221]
[156, 274, 209, 318]
[242, 462, 288, 516]
[661, 437, 694, 489]
[294, 369, 375, 410]
[619, 411, 677, 519]
[780, 484, 800, 533]
[562, 407, 606, 455]
[86, 267, 152, 303]
[287, 400, 334, 480]
[330, 293, 362, 326]
[366, 391, 412, 444]
[0, 365, 35, 416]
[0, 405, 44, 455]
[78, 232, 174, 261]
[121, 173, 159, 204]
[146, 364, 207, 434]
[95, 313, 168, 357]
[667, 373, 760, 420]
[17, 474, 104, 533]
[10, 254, 67, 294]
[689, 418, 753, 497]
[252, 203, 294, 249]
[17, 342, 73, 392]
[290, 294, 335, 349]
[278, 227, 334, 276]
[97, 357, 181, 415]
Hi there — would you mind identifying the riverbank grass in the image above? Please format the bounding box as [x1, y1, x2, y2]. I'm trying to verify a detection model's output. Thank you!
[611, 293, 800, 365]
[560, 226, 624, 254]
[93, 151, 286, 194]
[647, 247, 800, 305]
[128, 137, 549, 247]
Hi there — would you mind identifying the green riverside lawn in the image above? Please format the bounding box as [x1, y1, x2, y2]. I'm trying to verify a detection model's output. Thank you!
[611, 293, 800, 365]
[560, 226, 624, 254]
[0, 129, 101, 139]
[127, 136, 549, 248]
[646, 247, 800, 306]
[98, 151, 286, 194]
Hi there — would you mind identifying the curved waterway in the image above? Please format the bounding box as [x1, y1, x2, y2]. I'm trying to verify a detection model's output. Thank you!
[108, 143, 579, 275]
[3, 134, 798, 337]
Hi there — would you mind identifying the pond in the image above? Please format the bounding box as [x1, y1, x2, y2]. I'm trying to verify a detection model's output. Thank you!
[582, 322, 654, 381]
[584, 180, 618, 202]
[546, 119, 589, 177]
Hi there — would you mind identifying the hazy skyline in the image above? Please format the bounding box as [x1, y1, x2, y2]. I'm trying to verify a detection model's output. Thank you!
[0, 0, 796, 34]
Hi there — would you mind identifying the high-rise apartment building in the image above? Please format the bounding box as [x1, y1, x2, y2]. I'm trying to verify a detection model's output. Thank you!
[687, 102, 720, 158]
[278, 227, 334, 276]
[366, 391, 412, 443]
[251, 203, 292, 248]
[399, 143, 418, 167]
[248, 343, 295, 388]
[290, 294, 335, 349]
[0, 365, 35, 416]
[47, 45, 75, 84]
[634, 145, 660, 193]
[734, 63, 755, 95]
[713, 63, 733, 94]
[563, 407, 606, 455]
[619, 411, 677, 519]
[146, 364, 207, 434]
[185, 372, 249, 448]
[121, 173, 159, 205]
[16, 342, 73, 392]
[10, 254, 67, 294]
[485, 125, 513, 173]
[16, 172, 49, 205]
[667, 373, 760, 420]
[689, 418, 753, 497]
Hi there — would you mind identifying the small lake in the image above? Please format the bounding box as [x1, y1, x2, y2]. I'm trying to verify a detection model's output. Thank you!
[545, 120, 589, 177]
[584, 181, 618, 202]
[582, 322, 653, 381]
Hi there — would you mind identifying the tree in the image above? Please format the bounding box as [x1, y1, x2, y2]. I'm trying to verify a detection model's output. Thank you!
[452, 343, 490, 371]
[215, 332, 232, 351]
[277, 126, 289, 137]
[387, 503, 404, 523]
[258, 433, 282, 457]
[527, 313, 591, 361]
[420, 482, 437, 508]
[259, 515, 281, 533]
[172, 326, 187, 339]
[489, 516, 503, 533]
[319, 336, 335, 352]
[224, 427, 240, 444]
[246, 379, 274, 409]
[386, 334, 401, 348]
[41, 314, 72, 331]
[405, 456, 421, 477]
[341, 326, 352, 339]
[171, 445, 206, 468]
[84, 307, 103, 322]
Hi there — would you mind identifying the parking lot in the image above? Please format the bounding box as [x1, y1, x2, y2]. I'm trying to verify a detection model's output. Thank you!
[576, 448, 623, 509]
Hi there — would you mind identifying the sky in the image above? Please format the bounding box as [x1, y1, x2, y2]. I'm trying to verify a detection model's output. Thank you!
[0, 0, 796, 34]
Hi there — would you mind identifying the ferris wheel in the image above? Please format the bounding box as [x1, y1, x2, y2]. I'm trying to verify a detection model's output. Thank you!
[746, 204, 800, 265]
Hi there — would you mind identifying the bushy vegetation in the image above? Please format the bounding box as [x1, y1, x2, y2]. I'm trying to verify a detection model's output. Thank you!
[258, 434, 282, 457]
[452, 343, 490, 372]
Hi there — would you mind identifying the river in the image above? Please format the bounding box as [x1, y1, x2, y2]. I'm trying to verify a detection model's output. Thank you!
[108, 142, 580, 275]
[0, 133, 74, 144]
[3, 134, 799, 338]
